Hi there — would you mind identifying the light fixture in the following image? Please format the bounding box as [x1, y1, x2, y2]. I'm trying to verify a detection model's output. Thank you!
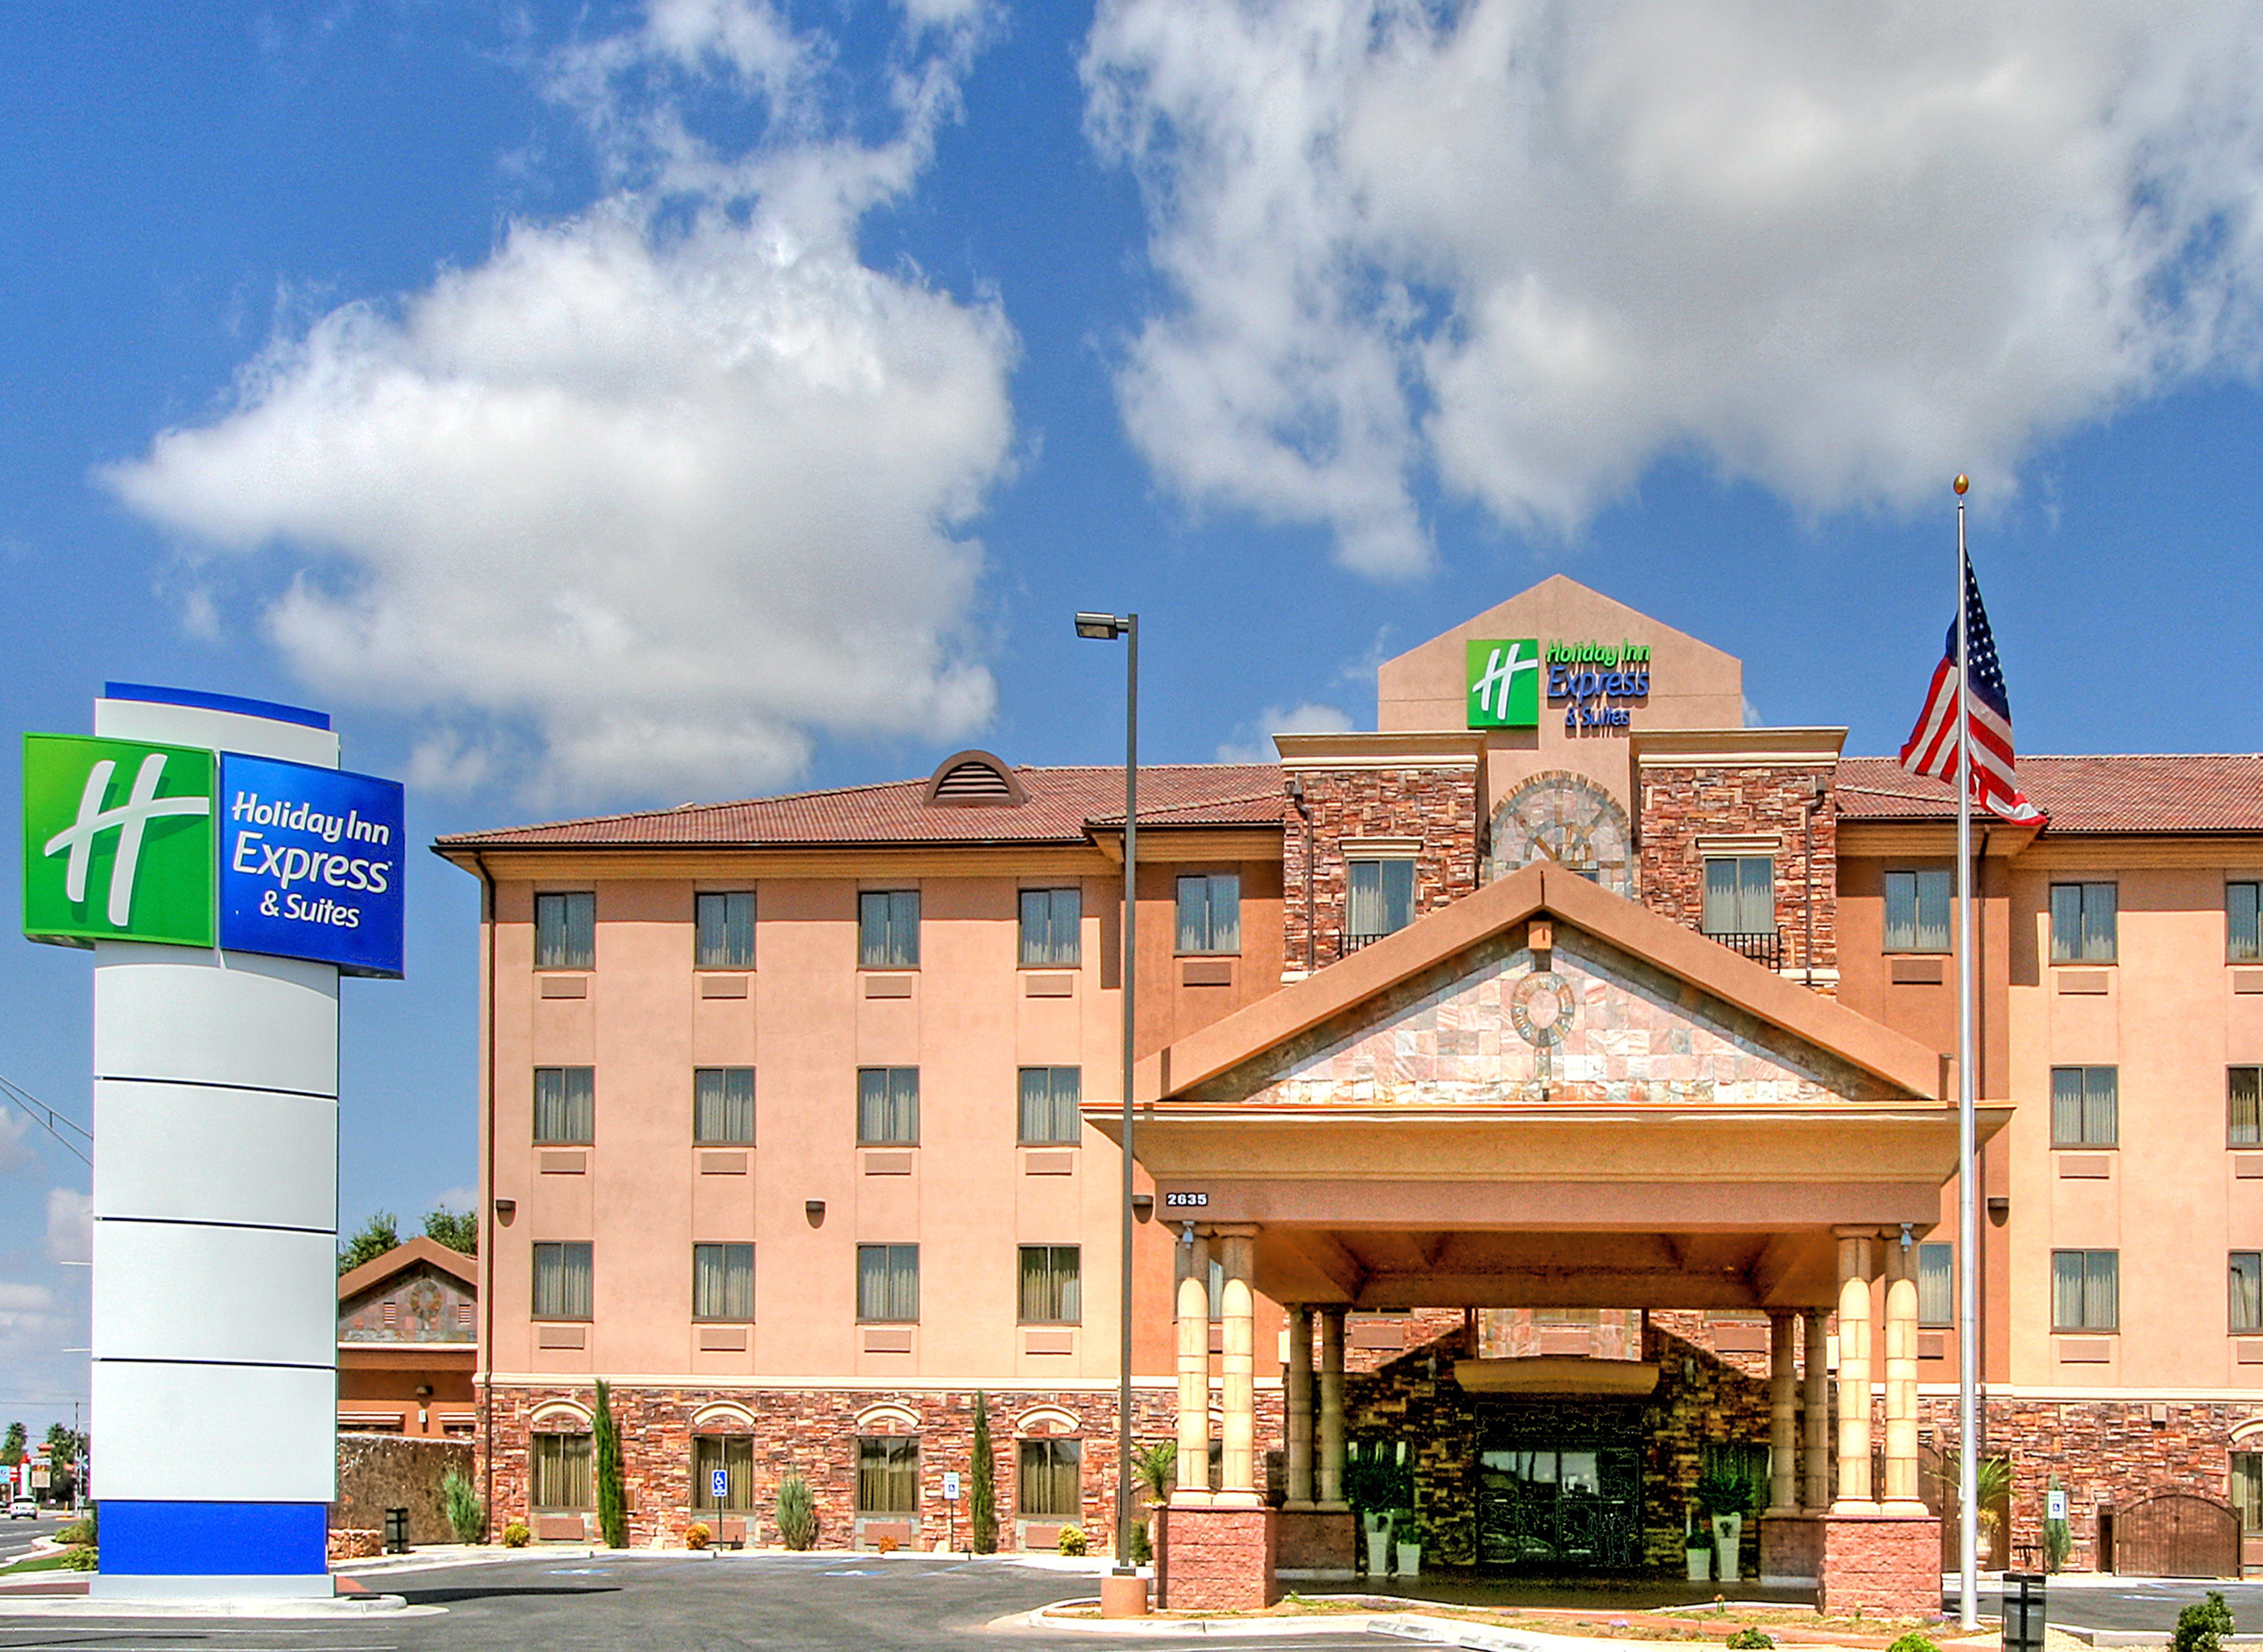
[492, 1198, 516, 1224]
[1132, 1193, 1154, 1224]
[806, 1199, 826, 1227]
[1074, 611, 1126, 640]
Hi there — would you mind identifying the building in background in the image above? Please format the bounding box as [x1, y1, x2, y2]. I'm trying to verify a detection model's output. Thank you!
[338, 1237, 478, 1439]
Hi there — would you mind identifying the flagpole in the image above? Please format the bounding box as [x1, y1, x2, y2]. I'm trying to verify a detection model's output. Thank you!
[1954, 474, 1980, 1630]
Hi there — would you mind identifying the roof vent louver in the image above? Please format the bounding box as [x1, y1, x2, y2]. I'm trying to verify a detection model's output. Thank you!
[922, 749, 1027, 808]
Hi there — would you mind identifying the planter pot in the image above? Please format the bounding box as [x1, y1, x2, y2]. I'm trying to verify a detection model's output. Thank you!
[1365, 1529, 1392, 1576]
[1712, 1513, 1743, 1583]
[1362, 1511, 1386, 1535]
[1395, 1540, 1421, 1579]
[1685, 1547, 1712, 1582]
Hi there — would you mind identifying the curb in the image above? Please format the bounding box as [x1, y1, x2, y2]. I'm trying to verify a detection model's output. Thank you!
[0, 1593, 429, 1619]
[1021, 1600, 1621, 1647]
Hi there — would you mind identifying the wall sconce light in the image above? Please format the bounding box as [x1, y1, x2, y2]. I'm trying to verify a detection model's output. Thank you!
[492, 1198, 516, 1225]
[414, 1384, 434, 1399]
[1132, 1193, 1154, 1224]
[1986, 1196, 2010, 1226]
[806, 1199, 826, 1227]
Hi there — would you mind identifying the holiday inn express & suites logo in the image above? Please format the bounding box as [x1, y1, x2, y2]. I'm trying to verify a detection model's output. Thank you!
[23, 734, 216, 948]
[1467, 638, 1541, 728]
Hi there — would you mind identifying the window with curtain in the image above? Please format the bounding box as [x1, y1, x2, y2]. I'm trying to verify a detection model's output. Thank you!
[2050, 1067, 2118, 1148]
[857, 1244, 919, 1322]
[1019, 888, 1081, 967]
[2230, 883, 2261, 962]
[1175, 873, 1241, 954]
[692, 1435, 754, 1512]
[2051, 1249, 2118, 1331]
[532, 1242, 592, 1320]
[858, 890, 920, 969]
[533, 1067, 595, 1144]
[695, 891, 755, 969]
[1884, 869, 1952, 953]
[2049, 882, 2118, 964]
[1018, 1246, 1081, 1323]
[857, 1436, 919, 1513]
[531, 1432, 592, 1508]
[693, 1244, 754, 1321]
[856, 1068, 919, 1145]
[2234, 1454, 2263, 1534]
[535, 892, 595, 970]
[1918, 1242, 1954, 1327]
[1347, 859, 1416, 945]
[2234, 1253, 2263, 1334]
[1017, 1438, 1081, 1518]
[1017, 1067, 1080, 1145]
[694, 1068, 755, 1145]
[2233, 1068, 2262, 1147]
[1701, 857, 1774, 935]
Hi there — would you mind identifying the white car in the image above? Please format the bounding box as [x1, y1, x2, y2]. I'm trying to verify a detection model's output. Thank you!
[6, 1498, 35, 1520]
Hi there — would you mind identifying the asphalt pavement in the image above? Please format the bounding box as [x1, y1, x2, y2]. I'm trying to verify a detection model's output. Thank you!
[1974, 1576, 2263, 1635]
[0, 1519, 67, 1566]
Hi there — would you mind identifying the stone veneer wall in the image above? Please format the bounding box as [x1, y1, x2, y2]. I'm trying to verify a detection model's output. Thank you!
[1638, 760, 1838, 986]
[1282, 766, 1477, 971]
[334, 1433, 475, 1543]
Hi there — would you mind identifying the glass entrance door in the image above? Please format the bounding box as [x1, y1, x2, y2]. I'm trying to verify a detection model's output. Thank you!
[1476, 1443, 1642, 1569]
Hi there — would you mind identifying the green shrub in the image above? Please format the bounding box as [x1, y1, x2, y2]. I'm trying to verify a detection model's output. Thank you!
[776, 1474, 818, 1551]
[1693, 1467, 1752, 1517]
[1057, 1524, 1088, 1557]
[501, 1520, 530, 1548]
[1885, 1633, 1941, 1652]
[970, 1392, 997, 1555]
[1727, 1630, 1775, 1650]
[2172, 1591, 2237, 1652]
[592, 1380, 627, 1549]
[1129, 1519, 1152, 1565]
[59, 1546, 97, 1571]
[56, 1519, 94, 1548]
[440, 1469, 486, 1544]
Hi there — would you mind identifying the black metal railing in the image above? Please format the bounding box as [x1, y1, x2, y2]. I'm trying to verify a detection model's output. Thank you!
[1704, 928, 1783, 969]
[1341, 929, 1390, 955]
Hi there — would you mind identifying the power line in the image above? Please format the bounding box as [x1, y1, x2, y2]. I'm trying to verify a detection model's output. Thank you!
[0, 1073, 90, 1169]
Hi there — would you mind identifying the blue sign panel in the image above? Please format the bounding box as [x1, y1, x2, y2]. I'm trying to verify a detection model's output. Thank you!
[711, 1468, 730, 1499]
[217, 753, 405, 977]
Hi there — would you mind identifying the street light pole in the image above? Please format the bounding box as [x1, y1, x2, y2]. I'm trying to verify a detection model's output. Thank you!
[1074, 611, 1139, 1581]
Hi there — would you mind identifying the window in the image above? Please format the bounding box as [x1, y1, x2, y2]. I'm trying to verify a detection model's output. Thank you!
[857, 1068, 919, 1145]
[695, 891, 755, 969]
[2051, 1249, 2119, 1332]
[1175, 873, 1241, 955]
[1017, 1067, 1081, 1145]
[2050, 1067, 2118, 1148]
[1018, 1438, 1082, 1519]
[2235, 1069, 2263, 1147]
[1347, 859, 1416, 946]
[533, 1068, 594, 1144]
[531, 1431, 592, 1509]
[856, 1436, 919, 1514]
[2050, 882, 2118, 964]
[1018, 1245, 1082, 1323]
[1884, 869, 1952, 954]
[532, 1242, 592, 1320]
[692, 1435, 754, 1512]
[694, 1068, 755, 1145]
[1019, 888, 1081, 967]
[857, 1244, 919, 1322]
[2235, 1253, 2263, 1334]
[858, 890, 920, 969]
[2231, 883, 2262, 962]
[2235, 1454, 2263, 1534]
[1702, 857, 1775, 935]
[535, 892, 595, 970]
[693, 1244, 755, 1322]
[1918, 1242, 1954, 1328]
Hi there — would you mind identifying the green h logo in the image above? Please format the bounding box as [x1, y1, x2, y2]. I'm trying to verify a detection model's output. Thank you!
[23, 735, 216, 948]
[1467, 639, 1541, 728]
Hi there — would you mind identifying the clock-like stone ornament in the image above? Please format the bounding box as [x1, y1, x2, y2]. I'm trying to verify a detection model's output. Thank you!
[1509, 971, 1577, 1048]
[1484, 770, 1634, 896]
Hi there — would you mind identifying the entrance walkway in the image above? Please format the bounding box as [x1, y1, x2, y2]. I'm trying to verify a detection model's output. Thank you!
[1295, 1573, 1823, 1614]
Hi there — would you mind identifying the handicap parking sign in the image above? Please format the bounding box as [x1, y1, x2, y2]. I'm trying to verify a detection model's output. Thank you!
[712, 1468, 730, 1498]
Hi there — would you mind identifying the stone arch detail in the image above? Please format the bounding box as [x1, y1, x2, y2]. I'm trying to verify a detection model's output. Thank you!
[1015, 1405, 1082, 1437]
[855, 1401, 921, 1433]
[531, 1400, 592, 1431]
[690, 1400, 757, 1431]
[1485, 769, 1635, 896]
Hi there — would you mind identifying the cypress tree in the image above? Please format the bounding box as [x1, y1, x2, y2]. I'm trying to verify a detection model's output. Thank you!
[592, 1379, 628, 1548]
[970, 1390, 997, 1554]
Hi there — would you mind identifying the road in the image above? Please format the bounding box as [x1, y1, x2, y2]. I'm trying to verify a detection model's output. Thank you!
[1975, 1576, 2263, 1635]
[0, 1518, 67, 1566]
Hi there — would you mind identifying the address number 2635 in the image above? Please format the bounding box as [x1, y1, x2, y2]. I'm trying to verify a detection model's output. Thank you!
[1163, 1191, 1208, 1208]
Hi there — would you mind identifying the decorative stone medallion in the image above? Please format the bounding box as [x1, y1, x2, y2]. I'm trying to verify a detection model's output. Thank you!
[1509, 971, 1576, 1047]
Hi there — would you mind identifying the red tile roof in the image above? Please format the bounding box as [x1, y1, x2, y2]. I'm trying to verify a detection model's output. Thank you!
[1837, 755, 2263, 834]
[436, 764, 1287, 850]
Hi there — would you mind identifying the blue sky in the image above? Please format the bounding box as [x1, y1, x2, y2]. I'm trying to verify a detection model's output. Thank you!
[3, 0, 2262, 1430]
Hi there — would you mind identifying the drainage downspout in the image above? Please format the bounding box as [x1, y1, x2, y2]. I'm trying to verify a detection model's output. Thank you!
[473, 851, 498, 1536]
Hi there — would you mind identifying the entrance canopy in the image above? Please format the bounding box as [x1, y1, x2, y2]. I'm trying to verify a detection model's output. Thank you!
[1094, 865, 2005, 1313]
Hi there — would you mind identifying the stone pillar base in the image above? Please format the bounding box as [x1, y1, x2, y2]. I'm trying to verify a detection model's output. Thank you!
[1100, 1573, 1150, 1618]
[1157, 1504, 1280, 1612]
[1818, 1511, 1942, 1617]
[1275, 1507, 1357, 1581]
[1759, 1512, 1825, 1589]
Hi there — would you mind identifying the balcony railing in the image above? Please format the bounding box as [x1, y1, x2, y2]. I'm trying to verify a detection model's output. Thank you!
[1704, 927, 1783, 970]
[1341, 929, 1390, 956]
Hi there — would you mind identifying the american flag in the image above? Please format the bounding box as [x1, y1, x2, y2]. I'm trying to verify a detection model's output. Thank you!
[1899, 556, 2044, 824]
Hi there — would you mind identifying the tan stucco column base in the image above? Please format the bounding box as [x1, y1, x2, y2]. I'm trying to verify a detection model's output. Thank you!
[1757, 1512, 1825, 1589]
[1155, 1504, 1281, 1612]
[1274, 1507, 1357, 1582]
[1816, 1511, 1942, 1618]
[1099, 1573, 1151, 1618]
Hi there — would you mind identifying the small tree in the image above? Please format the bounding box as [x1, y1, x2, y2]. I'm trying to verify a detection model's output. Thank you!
[422, 1208, 478, 1257]
[2042, 1475, 2072, 1572]
[2172, 1591, 2237, 1652]
[776, 1473, 818, 1550]
[969, 1391, 997, 1555]
[440, 1469, 486, 1544]
[592, 1381, 628, 1548]
[1, 1422, 24, 1466]
[337, 1210, 400, 1275]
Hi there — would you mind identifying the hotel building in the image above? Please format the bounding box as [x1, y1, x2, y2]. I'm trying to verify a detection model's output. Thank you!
[435, 577, 2263, 1605]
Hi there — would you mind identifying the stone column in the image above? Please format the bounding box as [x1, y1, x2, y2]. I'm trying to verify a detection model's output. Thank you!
[1832, 1230, 1876, 1511]
[1767, 1308, 1798, 1515]
[1174, 1227, 1212, 1505]
[1215, 1226, 1261, 1507]
[1881, 1232, 1924, 1513]
[1317, 1307, 1347, 1507]
[1802, 1310, 1830, 1510]
[1284, 1303, 1314, 1507]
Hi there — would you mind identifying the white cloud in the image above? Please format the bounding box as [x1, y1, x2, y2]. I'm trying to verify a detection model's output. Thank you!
[43, 1189, 90, 1267]
[1083, 2, 2263, 572]
[430, 1186, 479, 1214]
[1215, 700, 1354, 764]
[108, 0, 1015, 802]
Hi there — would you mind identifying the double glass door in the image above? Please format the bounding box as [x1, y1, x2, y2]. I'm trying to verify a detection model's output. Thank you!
[1476, 1441, 1642, 1569]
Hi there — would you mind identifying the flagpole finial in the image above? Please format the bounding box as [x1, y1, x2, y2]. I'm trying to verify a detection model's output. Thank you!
[1953, 474, 1969, 496]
